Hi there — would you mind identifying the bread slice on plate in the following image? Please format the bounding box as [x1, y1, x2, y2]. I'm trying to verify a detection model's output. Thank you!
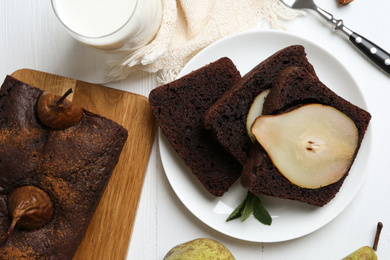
[203, 45, 318, 165]
[149, 57, 242, 197]
[241, 66, 371, 206]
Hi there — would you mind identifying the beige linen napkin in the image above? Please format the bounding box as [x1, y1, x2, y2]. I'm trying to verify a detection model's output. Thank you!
[106, 0, 300, 84]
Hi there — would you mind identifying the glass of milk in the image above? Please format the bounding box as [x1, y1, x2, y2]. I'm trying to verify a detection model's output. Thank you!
[51, 0, 162, 53]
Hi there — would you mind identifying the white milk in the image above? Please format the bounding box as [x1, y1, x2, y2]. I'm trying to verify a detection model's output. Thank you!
[51, 0, 162, 52]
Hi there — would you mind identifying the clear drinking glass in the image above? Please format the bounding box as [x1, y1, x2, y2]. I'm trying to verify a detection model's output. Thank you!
[51, 0, 162, 53]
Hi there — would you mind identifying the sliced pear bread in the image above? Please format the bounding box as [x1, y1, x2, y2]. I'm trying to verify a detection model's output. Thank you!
[149, 57, 242, 197]
[203, 45, 318, 165]
[241, 67, 371, 206]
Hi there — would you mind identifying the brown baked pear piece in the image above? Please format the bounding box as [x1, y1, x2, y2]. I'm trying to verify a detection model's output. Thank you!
[338, 0, 353, 6]
[37, 88, 83, 129]
[3, 186, 53, 244]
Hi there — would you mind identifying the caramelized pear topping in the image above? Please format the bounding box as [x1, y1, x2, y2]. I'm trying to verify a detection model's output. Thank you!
[3, 185, 53, 244]
[37, 88, 83, 129]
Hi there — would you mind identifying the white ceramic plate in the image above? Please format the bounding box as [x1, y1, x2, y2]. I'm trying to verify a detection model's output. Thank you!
[158, 30, 372, 242]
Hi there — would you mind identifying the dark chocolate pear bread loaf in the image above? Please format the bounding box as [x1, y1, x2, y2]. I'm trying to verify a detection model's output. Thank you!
[0, 75, 128, 259]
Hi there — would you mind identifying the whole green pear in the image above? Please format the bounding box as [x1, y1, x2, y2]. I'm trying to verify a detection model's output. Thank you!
[341, 222, 383, 260]
[163, 238, 235, 260]
[341, 246, 377, 260]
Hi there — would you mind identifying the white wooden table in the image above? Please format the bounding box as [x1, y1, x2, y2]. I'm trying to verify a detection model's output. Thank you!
[1, 1, 390, 259]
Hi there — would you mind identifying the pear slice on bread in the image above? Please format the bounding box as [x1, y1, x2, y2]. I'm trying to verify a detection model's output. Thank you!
[246, 89, 270, 143]
[251, 103, 359, 189]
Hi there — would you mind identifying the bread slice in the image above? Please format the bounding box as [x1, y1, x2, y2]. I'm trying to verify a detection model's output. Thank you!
[241, 67, 371, 206]
[149, 57, 242, 197]
[203, 45, 318, 165]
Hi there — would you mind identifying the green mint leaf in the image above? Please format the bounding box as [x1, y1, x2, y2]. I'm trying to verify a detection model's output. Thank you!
[241, 195, 254, 222]
[226, 191, 272, 226]
[226, 192, 250, 222]
[252, 196, 272, 225]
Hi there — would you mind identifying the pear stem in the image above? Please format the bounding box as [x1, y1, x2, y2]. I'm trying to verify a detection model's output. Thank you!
[56, 88, 73, 106]
[372, 222, 383, 251]
[2, 215, 21, 245]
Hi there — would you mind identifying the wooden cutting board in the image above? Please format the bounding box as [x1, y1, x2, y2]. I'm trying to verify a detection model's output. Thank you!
[11, 69, 157, 260]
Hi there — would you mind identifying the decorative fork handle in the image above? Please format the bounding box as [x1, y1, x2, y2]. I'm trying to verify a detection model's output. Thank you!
[314, 6, 390, 75]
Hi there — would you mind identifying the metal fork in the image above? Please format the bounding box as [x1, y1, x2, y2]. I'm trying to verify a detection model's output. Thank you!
[280, 0, 390, 75]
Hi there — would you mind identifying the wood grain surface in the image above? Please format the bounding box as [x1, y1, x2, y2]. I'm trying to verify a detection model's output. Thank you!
[11, 69, 157, 260]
